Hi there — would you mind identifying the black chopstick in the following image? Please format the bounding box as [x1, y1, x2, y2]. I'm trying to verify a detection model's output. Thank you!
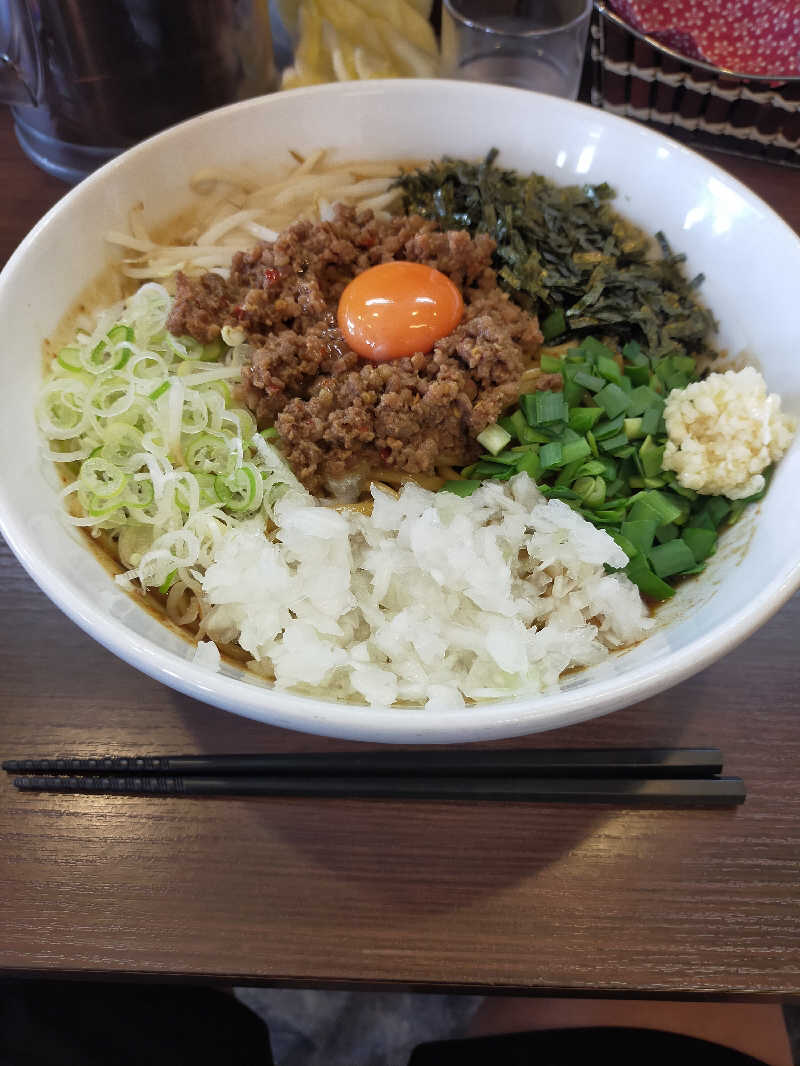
[10, 774, 746, 806]
[1, 748, 724, 779]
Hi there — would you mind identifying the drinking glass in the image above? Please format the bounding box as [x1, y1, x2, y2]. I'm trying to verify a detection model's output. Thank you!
[441, 0, 593, 100]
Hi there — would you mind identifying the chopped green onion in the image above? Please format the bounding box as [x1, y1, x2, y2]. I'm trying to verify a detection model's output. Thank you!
[593, 506, 626, 522]
[555, 457, 585, 486]
[605, 478, 626, 499]
[654, 354, 696, 391]
[691, 510, 716, 532]
[706, 496, 732, 527]
[666, 478, 698, 500]
[87, 324, 135, 374]
[648, 538, 696, 578]
[725, 501, 747, 526]
[573, 476, 606, 508]
[226, 407, 257, 443]
[624, 365, 651, 387]
[568, 407, 603, 434]
[622, 340, 648, 367]
[86, 494, 125, 518]
[480, 451, 518, 466]
[125, 477, 155, 509]
[573, 369, 605, 393]
[471, 459, 512, 477]
[477, 422, 512, 455]
[624, 417, 643, 441]
[508, 409, 525, 441]
[214, 465, 260, 512]
[539, 441, 563, 470]
[148, 381, 171, 401]
[621, 518, 658, 554]
[596, 353, 625, 387]
[106, 324, 135, 369]
[654, 522, 679, 543]
[540, 353, 565, 373]
[176, 472, 215, 512]
[682, 526, 717, 562]
[560, 377, 582, 414]
[595, 383, 630, 419]
[627, 386, 663, 417]
[510, 408, 547, 444]
[515, 450, 541, 481]
[498, 414, 517, 437]
[532, 390, 568, 426]
[56, 346, 83, 373]
[159, 569, 178, 595]
[628, 490, 684, 526]
[593, 414, 626, 441]
[610, 531, 639, 560]
[560, 437, 592, 466]
[546, 425, 581, 444]
[580, 337, 616, 363]
[625, 554, 676, 600]
[539, 484, 579, 501]
[441, 479, 481, 497]
[638, 435, 665, 478]
[540, 308, 567, 341]
[78, 457, 128, 500]
[185, 432, 233, 474]
[580, 458, 615, 479]
[641, 405, 665, 436]
[98, 424, 145, 470]
[201, 338, 226, 361]
[599, 431, 629, 453]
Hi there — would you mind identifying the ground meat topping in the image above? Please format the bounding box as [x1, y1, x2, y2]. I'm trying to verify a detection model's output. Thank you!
[167, 205, 544, 492]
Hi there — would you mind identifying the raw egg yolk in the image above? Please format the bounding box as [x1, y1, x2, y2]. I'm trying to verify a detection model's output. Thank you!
[337, 261, 464, 362]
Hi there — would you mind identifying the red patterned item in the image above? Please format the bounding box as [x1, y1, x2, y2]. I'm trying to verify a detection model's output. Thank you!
[609, 0, 800, 76]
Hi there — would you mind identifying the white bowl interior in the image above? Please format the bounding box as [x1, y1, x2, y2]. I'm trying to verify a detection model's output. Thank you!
[1, 81, 799, 742]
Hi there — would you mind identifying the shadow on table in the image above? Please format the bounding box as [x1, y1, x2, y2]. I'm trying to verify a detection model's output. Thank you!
[171, 688, 704, 915]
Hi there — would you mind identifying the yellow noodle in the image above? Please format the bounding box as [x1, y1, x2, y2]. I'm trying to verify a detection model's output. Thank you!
[335, 499, 374, 516]
[539, 340, 579, 359]
[370, 468, 444, 491]
[519, 367, 545, 393]
[369, 481, 400, 499]
[105, 150, 407, 281]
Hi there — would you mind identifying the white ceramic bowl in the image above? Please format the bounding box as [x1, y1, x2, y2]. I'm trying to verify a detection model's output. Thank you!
[1, 80, 799, 743]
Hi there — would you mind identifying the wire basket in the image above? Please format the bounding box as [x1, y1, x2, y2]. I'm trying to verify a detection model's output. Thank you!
[590, 1, 800, 167]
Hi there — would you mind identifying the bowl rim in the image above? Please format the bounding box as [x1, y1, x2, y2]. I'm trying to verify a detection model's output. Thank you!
[2, 78, 799, 743]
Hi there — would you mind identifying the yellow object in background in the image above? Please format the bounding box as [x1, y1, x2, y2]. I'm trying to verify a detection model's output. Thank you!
[277, 0, 439, 86]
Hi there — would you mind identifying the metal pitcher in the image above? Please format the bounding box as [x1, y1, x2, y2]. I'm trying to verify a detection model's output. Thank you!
[0, 0, 277, 183]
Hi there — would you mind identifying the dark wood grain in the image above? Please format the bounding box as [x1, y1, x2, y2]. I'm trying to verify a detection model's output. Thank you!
[1, 107, 799, 998]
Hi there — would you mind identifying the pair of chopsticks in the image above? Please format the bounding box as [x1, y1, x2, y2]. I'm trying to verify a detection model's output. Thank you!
[2, 748, 745, 806]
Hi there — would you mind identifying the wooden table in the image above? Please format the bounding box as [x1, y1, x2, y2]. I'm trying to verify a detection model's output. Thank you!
[1, 108, 799, 1000]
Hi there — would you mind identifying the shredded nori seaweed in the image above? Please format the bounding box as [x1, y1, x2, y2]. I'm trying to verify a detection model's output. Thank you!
[395, 150, 716, 358]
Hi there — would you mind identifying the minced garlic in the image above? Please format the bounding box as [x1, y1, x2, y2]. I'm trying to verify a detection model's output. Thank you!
[662, 366, 795, 500]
